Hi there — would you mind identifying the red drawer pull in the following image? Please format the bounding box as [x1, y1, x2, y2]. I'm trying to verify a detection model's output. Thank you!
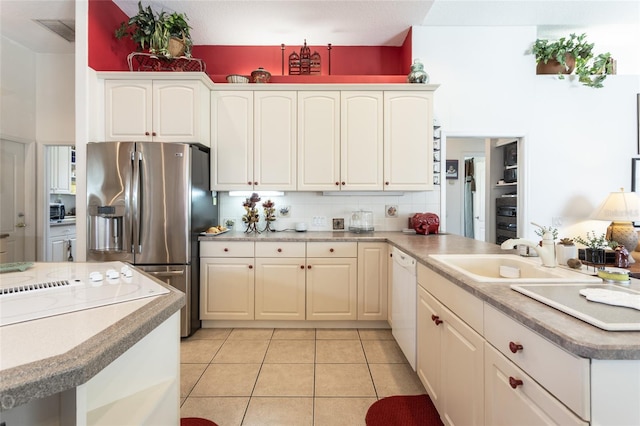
[509, 342, 523, 353]
[431, 314, 443, 325]
[277, 248, 282, 252]
[329, 248, 334, 253]
[509, 377, 523, 389]
[248, 265, 253, 269]
[223, 248, 229, 252]
[300, 265, 305, 269]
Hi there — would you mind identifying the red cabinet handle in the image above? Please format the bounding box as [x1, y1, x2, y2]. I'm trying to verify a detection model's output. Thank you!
[277, 248, 282, 252]
[431, 314, 443, 325]
[300, 265, 305, 269]
[152, 132, 156, 136]
[248, 181, 252, 185]
[307, 265, 312, 269]
[335, 182, 340, 186]
[509, 342, 523, 353]
[223, 248, 229, 252]
[248, 265, 253, 269]
[341, 181, 345, 186]
[385, 181, 390, 185]
[254, 181, 258, 185]
[509, 377, 523, 389]
[390, 253, 393, 257]
[329, 248, 334, 253]
[145, 131, 150, 136]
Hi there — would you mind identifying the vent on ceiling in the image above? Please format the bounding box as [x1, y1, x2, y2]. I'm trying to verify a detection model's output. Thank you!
[34, 19, 75, 42]
[0, 280, 72, 296]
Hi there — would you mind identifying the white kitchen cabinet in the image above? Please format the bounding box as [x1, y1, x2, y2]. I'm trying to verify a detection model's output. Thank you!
[211, 91, 254, 190]
[297, 91, 341, 191]
[417, 266, 484, 426]
[212, 91, 296, 191]
[49, 146, 74, 194]
[297, 91, 383, 191]
[484, 343, 587, 426]
[383, 91, 434, 190]
[254, 242, 306, 320]
[48, 224, 76, 262]
[200, 241, 255, 320]
[357, 242, 388, 320]
[306, 242, 357, 320]
[105, 80, 210, 144]
[341, 91, 384, 190]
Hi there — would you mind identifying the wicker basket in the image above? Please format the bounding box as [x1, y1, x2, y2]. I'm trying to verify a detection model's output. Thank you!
[168, 36, 186, 58]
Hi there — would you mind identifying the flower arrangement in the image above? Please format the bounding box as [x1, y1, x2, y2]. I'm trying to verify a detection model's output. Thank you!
[262, 199, 276, 232]
[242, 193, 261, 233]
[574, 231, 617, 250]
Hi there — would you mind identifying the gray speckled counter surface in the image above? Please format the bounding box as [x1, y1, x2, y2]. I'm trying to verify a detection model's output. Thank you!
[201, 231, 640, 359]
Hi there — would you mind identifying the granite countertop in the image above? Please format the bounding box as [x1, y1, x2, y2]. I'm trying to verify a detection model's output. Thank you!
[200, 230, 640, 359]
[0, 264, 185, 410]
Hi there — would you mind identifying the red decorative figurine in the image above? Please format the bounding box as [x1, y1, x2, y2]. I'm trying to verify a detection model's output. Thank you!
[411, 213, 440, 235]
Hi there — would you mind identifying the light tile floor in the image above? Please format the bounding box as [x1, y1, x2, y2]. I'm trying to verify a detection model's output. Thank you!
[180, 328, 426, 426]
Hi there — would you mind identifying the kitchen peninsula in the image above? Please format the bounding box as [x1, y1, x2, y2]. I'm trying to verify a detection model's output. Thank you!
[200, 231, 640, 424]
[0, 262, 184, 425]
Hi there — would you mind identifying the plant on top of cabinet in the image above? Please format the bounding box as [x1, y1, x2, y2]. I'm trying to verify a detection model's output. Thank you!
[115, 1, 193, 58]
[531, 32, 613, 88]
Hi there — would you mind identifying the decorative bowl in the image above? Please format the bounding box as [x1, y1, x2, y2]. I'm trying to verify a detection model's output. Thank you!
[251, 67, 271, 83]
[226, 74, 249, 84]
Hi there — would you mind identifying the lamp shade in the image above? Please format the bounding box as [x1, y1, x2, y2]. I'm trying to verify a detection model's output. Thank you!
[591, 189, 640, 222]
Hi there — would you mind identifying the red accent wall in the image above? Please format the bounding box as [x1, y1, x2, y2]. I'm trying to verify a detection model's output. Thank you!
[89, 0, 415, 82]
[88, 0, 136, 71]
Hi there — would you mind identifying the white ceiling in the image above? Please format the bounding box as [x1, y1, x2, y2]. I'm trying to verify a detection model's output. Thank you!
[1, 0, 639, 54]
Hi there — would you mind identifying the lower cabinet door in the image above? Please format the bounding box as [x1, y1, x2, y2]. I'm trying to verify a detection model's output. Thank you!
[200, 257, 255, 320]
[484, 343, 588, 426]
[254, 258, 306, 320]
[417, 286, 443, 410]
[306, 257, 357, 320]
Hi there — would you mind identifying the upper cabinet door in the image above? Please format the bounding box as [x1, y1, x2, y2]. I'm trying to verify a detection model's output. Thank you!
[153, 81, 207, 143]
[211, 91, 254, 191]
[384, 92, 434, 191]
[297, 91, 341, 191]
[254, 91, 297, 191]
[105, 80, 153, 141]
[341, 92, 383, 191]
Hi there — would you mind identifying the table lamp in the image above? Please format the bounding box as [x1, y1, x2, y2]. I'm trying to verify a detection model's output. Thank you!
[591, 188, 640, 262]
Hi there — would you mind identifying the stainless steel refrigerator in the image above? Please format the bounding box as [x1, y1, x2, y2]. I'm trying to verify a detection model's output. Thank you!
[86, 142, 218, 337]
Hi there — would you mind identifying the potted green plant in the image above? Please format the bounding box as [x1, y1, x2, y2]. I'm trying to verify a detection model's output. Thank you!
[574, 231, 618, 265]
[115, 1, 192, 58]
[530, 33, 613, 88]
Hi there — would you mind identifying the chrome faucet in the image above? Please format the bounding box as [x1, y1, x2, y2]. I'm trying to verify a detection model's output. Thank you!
[501, 222, 557, 268]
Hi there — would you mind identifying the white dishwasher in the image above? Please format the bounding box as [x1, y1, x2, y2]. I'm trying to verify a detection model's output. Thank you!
[391, 246, 417, 370]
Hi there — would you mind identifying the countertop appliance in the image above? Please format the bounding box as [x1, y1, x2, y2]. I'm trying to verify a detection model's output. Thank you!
[49, 203, 65, 220]
[349, 210, 374, 233]
[391, 246, 417, 370]
[86, 142, 218, 337]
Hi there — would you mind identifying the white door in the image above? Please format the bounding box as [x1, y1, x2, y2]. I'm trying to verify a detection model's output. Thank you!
[472, 157, 486, 241]
[0, 139, 31, 262]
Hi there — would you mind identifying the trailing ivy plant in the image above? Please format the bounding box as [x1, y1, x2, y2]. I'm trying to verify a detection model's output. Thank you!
[530, 33, 613, 88]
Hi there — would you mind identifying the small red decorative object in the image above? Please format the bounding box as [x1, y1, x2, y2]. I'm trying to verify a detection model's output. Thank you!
[411, 213, 440, 235]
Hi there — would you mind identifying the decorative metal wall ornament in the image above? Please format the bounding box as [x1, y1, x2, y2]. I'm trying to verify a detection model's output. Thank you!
[288, 40, 321, 75]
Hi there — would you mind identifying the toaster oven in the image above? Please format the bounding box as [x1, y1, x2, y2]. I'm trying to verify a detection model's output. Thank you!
[50, 203, 65, 220]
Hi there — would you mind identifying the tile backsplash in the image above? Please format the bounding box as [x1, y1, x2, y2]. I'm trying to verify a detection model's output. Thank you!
[218, 190, 441, 232]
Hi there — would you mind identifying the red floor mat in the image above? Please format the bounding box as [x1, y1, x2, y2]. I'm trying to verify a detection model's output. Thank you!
[180, 418, 218, 426]
[365, 394, 443, 426]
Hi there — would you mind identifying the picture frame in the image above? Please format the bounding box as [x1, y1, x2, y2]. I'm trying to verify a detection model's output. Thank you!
[445, 159, 458, 179]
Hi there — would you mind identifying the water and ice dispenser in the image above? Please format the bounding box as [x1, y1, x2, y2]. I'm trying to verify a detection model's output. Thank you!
[88, 205, 125, 253]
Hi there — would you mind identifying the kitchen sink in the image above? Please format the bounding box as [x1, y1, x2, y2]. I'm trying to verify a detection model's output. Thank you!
[429, 254, 602, 283]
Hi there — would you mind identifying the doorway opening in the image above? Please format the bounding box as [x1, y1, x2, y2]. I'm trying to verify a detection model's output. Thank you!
[441, 134, 525, 244]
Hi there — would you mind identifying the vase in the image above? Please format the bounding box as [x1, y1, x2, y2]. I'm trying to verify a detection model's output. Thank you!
[536, 54, 575, 74]
[585, 248, 606, 265]
[251, 67, 271, 83]
[556, 244, 577, 266]
[407, 59, 429, 83]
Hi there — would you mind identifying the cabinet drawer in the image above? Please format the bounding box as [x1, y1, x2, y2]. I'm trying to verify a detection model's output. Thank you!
[255, 242, 305, 258]
[49, 224, 76, 238]
[485, 343, 588, 425]
[307, 242, 356, 257]
[484, 303, 590, 421]
[200, 241, 254, 257]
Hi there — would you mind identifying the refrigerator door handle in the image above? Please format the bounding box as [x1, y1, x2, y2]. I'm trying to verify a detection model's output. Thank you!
[132, 150, 143, 254]
[146, 270, 186, 277]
